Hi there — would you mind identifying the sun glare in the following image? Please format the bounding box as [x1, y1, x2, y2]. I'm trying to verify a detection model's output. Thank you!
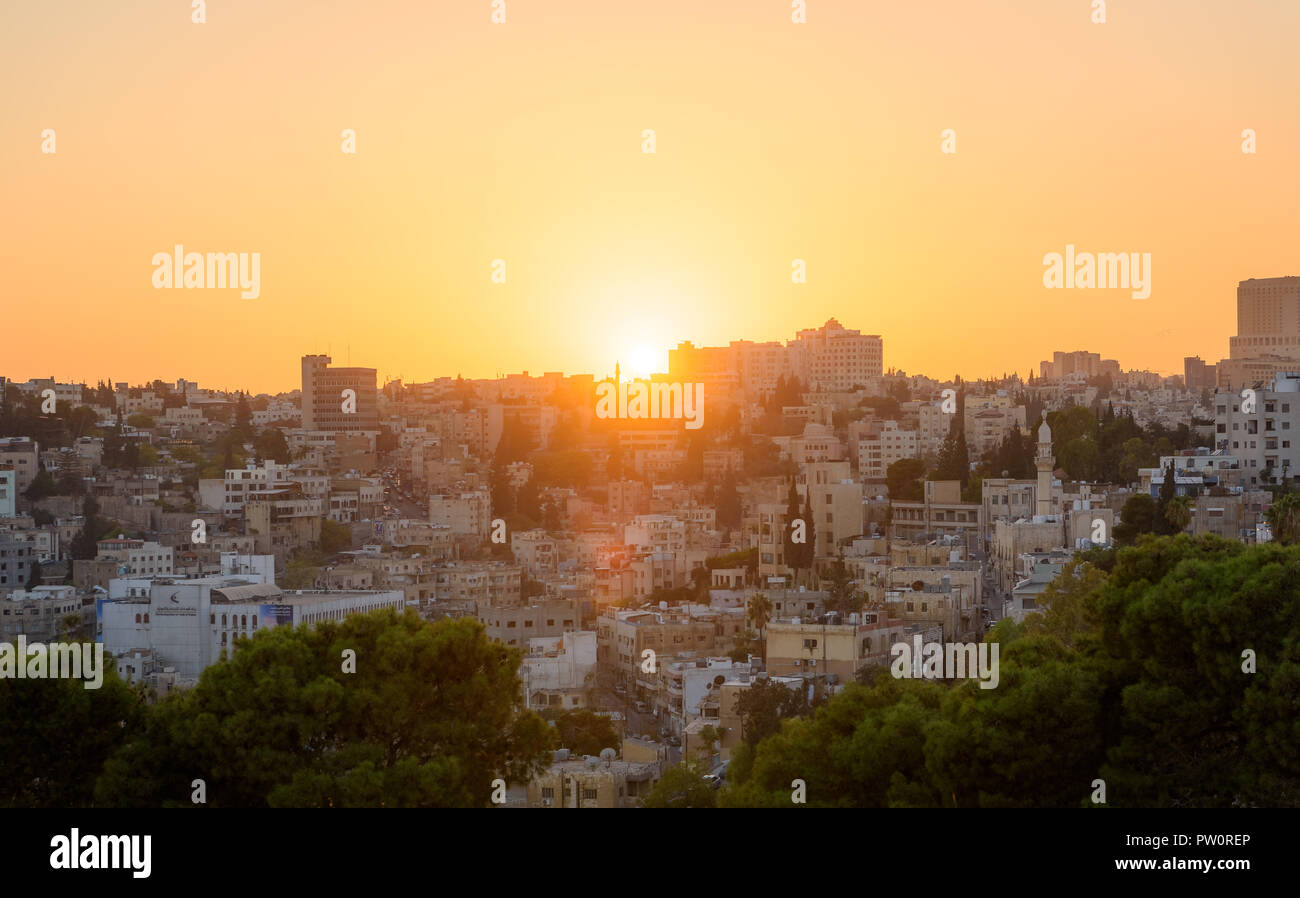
[627, 345, 659, 380]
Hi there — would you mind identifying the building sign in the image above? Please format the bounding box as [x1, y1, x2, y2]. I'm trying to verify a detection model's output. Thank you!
[259, 604, 294, 627]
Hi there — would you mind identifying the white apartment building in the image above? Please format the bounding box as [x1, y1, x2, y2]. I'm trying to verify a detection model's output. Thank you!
[0, 438, 39, 495]
[512, 529, 558, 573]
[1214, 372, 1300, 486]
[96, 538, 174, 576]
[0, 467, 15, 517]
[964, 394, 1027, 457]
[801, 460, 865, 556]
[162, 406, 204, 426]
[216, 460, 290, 515]
[521, 631, 598, 711]
[858, 421, 919, 480]
[428, 490, 491, 539]
[624, 515, 687, 562]
[917, 403, 949, 456]
[788, 318, 883, 391]
[100, 577, 403, 680]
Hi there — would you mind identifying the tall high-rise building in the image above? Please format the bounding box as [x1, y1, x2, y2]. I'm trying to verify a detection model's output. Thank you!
[1215, 277, 1300, 389]
[1229, 277, 1300, 361]
[301, 354, 378, 432]
[788, 318, 883, 390]
[1184, 356, 1217, 392]
[668, 320, 879, 401]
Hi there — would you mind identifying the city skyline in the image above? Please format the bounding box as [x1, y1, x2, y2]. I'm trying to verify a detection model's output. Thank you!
[5, 1, 1299, 393]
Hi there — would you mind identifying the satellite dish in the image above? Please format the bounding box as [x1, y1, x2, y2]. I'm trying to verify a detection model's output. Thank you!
[599, 747, 617, 762]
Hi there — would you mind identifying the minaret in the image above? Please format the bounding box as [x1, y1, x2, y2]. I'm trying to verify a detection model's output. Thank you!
[1035, 415, 1054, 518]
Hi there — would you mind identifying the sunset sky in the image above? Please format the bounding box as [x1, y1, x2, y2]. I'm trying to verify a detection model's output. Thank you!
[3, 0, 1297, 394]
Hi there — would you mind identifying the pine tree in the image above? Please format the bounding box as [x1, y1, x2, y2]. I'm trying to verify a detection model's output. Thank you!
[782, 479, 801, 584]
[1155, 458, 1178, 534]
[801, 491, 817, 576]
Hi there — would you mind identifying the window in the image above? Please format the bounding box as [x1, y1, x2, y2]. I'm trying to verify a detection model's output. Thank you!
[135, 613, 141, 623]
[803, 638, 818, 650]
[582, 788, 598, 801]
[542, 787, 554, 799]
[546, 619, 555, 626]
[507, 620, 516, 628]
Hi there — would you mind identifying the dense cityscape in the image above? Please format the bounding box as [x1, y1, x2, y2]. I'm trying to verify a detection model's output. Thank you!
[3, 281, 1299, 810]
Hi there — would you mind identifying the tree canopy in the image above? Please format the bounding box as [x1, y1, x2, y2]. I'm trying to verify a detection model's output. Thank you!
[721, 535, 1300, 807]
[94, 611, 552, 807]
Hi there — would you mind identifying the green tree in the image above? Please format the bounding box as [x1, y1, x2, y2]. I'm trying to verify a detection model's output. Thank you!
[516, 477, 542, 522]
[1155, 459, 1178, 534]
[95, 612, 552, 807]
[552, 709, 619, 756]
[823, 553, 863, 617]
[233, 392, 253, 440]
[23, 464, 57, 502]
[1164, 494, 1193, 534]
[1113, 494, 1158, 547]
[781, 479, 801, 581]
[1266, 491, 1300, 545]
[69, 495, 104, 560]
[734, 677, 809, 748]
[281, 557, 319, 589]
[320, 518, 352, 555]
[933, 414, 969, 486]
[747, 592, 773, 660]
[722, 535, 1300, 808]
[254, 427, 291, 464]
[716, 471, 741, 531]
[640, 762, 717, 808]
[0, 662, 142, 807]
[886, 458, 926, 501]
[799, 491, 816, 579]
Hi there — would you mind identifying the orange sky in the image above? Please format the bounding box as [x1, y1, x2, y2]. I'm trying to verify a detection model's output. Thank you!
[2, 0, 1297, 394]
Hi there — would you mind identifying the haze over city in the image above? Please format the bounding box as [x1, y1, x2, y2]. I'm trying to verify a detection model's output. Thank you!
[4, 0, 1299, 392]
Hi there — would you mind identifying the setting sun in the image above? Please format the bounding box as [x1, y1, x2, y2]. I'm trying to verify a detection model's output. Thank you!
[627, 345, 660, 380]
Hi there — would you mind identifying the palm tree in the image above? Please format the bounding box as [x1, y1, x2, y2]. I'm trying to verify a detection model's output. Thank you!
[747, 591, 773, 661]
[1266, 491, 1300, 545]
[1165, 494, 1193, 533]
